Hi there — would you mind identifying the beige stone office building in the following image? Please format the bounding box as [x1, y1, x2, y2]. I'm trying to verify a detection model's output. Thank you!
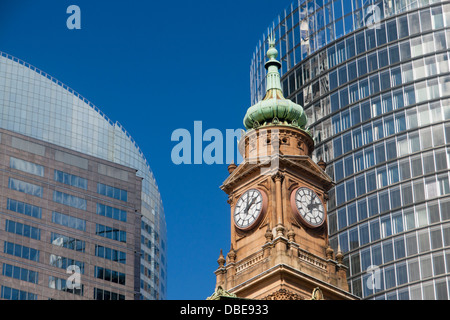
[0, 51, 167, 299]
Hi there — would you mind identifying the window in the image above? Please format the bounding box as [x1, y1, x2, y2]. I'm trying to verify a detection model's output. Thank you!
[336, 39, 346, 63]
[339, 232, 349, 253]
[433, 125, 445, 147]
[380, 70, 390, 91]
[349, 83, 359, 104]
[376, 23, 387, 46]
[50, 255, 85, 274]
[94, 266, 126, 286]
[358, 57, 367, 77]
[52, 211, 86, 232]
[359, 79, 369, 99]
[354, 151, 364, 172]
[389, 46, 400, 64]
[394, 236, 406, 259]
[397, 15, 409, 38]
[97, 183, 127, 202]
[50, 233, 85, 252]
[397, 135, 408, 157]
[356, 174, 366, 196]
[399, 159, 411, 181]
[371, 244, 382, 266]
[391, 67, 402, 87]
[5, 220, 40, 240]
[3, 241, 39, 262]
[366, 29, 376, 50]
[348, 202, 357, 225]
[409, 12, 420, 35]
[368, 196, 379, 218]
[377, 167, 388, 188]
[2, 263, 38, 284]
[10, 157, 44, 177]
[403, 62, 414, 83]
[363, 125, 373, 145]
[379, 191, 390, 213]
[49, 276, 83, 296]
[96, 224, 127, 243]
[93, 288, 125, 300]
[54, 170, 87, 190]
[8, 178, 42, 197]
[392, 212, 404, 234]
[391, 188, 401, 209]
[387, 19, 398, 42]
[333, 137, 343, 158]
[338, 66, 347, 85]
[375, 143, 386, 164]
[349, 228, 359, 250]
[96, 203, 127, 222]
[53, 191, 87, 210]
[385, 139, 397, 160]
[368, 53, 378, 72]
[438, 174, 450, 196]
[393, 89, 404, 109]
[340, 88, 349, 108]
[359, 223, 370, 245]
[346, 179, 355, 201]
[330, 70, 338, 90]
[95, 245, 126, 264]
[406, 232, 418, 257]
[366, 170, 377, 192]
[432, 6, 444, 29]
[399, 41, 411, 61]
[383, 240, 394, 263]
[361, 101, 371, 121]
[402, 183, 413, 206]
[1, 286, 37, 300]
[343, 133, 352, 154]
[329, 213, 337, 234]
[7, 198, 42, 219]
[358, 199, 368, 221]
[395, 113, 406, 132]
[355, 31, 365, 54]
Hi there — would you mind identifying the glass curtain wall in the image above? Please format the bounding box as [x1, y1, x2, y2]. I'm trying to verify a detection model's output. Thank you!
[251, 0, 450, 300]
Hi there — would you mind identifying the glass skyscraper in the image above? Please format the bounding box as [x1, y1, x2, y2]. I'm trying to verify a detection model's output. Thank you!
[251, 0, 450, 299]
[0, 51, 167, 299]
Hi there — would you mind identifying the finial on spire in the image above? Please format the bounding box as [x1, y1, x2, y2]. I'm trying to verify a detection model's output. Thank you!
[265, 30, 280, 67]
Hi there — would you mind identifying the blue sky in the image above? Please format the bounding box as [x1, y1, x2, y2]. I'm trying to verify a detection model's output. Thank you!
[0, 0, 294, 299]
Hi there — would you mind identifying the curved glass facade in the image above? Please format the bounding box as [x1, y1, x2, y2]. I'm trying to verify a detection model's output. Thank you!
[0, 52, 167, 299]
[251, 0, 450, 299]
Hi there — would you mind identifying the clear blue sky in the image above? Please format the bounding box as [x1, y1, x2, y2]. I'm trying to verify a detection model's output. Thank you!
[0, 0, 293, 299]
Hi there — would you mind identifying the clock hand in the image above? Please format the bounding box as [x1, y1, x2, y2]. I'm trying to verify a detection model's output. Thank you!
[307, 202, 321, 211]
[244, 197, 257, 213]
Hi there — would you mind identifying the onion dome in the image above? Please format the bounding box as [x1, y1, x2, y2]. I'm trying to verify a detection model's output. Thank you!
[243, 33, 308, 132]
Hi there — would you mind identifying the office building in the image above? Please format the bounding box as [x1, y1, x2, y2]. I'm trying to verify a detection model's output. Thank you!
[250, 0, 450, 299]
[0, 51, 167, 299]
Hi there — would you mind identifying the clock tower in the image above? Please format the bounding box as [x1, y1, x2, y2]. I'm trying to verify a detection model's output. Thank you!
[209, 35, 358, 300]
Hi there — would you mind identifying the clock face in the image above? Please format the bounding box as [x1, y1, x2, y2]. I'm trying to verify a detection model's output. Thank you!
[234, 189, 265, 230]
[292, 187, 325, 228]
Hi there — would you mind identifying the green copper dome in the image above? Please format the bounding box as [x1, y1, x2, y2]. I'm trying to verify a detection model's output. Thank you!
[243, 34, 308, 132]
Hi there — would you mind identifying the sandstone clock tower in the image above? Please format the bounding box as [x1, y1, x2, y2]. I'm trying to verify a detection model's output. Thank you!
[209, 35, 358, 300]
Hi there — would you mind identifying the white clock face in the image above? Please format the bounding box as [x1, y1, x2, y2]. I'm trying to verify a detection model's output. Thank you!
[234, 189, 264, 230]
[294, 187, 325, 227]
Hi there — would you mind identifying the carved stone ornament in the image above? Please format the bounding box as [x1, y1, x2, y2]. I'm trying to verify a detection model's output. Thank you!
[311, 287, 324, 300]
[207, 286, 238, 300]
[262, 289, 304, 300]
[271, 171, 284, 182]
